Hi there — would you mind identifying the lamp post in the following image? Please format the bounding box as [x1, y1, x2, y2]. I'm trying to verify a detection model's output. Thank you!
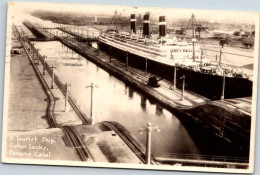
[145, 57, 148, 74]
[139, 122, 160, 164]
[35, 48, 40, 65]
[221, 71, 225, 100]
[32, 43, 35, 59]
[173, 64, 177, 90]
[64, 83, 71, 112]
[42, 56, 46, 75]
[109, 46, 112, 63]
[191, 14, 196, 62]
[180, 75, 185, 101]
[86, 83, 98, 125]
[126, 51, 129, 70]
[200, 49, 203, 67]
[50, 65, 56, 89]
[219, 49, 222, 65]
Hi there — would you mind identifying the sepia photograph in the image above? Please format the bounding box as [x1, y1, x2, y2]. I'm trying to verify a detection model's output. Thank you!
[1, 1, 259, 173]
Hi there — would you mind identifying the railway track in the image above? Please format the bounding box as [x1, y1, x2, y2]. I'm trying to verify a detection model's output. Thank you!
[102, 121, 146, 164]
[154, 152, 249, 164]
[218, 100, 251, 114]
[70, 40, 206, 106]
[17, 31, 58, 128]
[24, 37, 90, 125]
[62, 39, 251, 116]
[62, 125, 93, 161]
[51, 72, 90, 125]
[17, 30, 94, 161]
[18, 27, 145, 163]
[110, 58, 204, 106]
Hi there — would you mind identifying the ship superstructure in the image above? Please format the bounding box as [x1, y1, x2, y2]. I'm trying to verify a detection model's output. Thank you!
[98, 13, 252, 100]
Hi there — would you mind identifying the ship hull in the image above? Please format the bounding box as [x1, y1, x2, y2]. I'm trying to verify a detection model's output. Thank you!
[98, 41, 252, 100]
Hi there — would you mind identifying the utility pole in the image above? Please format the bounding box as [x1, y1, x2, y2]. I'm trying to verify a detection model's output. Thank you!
[221, 71, 225, 100]
[81, 34, 83, 45]
[180, 75, 185, 101]
[219, 49, 222, 66]
[191, 14, 196, 62]
[64, 83, 71, 112]
[86, 83, 98, 125]
[139, 122, 160, 164]
[50, 66, 56, 89]
[126, 51, 129, 70]
[42, 56, 46, 75]
[200, 49, 203, 66]
[81, 28, 83, 37]
[173, 64, 177, 90]
[145, 57, 148, 74]
[35, 48, 40, 65]
[109, 46, 112, 63]
[32, 43, 35, 58]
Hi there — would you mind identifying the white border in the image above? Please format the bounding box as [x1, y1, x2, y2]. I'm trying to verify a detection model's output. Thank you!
[1, 2, 260, 174]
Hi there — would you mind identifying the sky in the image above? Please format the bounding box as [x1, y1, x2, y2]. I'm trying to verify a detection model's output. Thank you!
[9, 1, 259, 24]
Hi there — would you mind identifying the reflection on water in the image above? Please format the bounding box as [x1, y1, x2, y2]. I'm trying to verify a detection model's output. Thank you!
[33, 41, 200, 155]
[141, 96, 147, 111]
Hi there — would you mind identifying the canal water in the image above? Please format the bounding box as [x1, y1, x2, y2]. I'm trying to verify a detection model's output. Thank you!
[33, 41, 200, 155]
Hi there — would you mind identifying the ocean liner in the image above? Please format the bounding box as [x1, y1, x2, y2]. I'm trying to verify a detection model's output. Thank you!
[98, 13, 252, 100]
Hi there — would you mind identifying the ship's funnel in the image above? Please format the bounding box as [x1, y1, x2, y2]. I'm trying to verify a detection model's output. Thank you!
[130, 14, 136, 34]
[143, 14, 150, 37]
[159, 16, 166, 38]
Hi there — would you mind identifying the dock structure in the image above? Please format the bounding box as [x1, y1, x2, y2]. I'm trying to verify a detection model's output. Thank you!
[23, 22, 99, 43]
[22, 23, 251, 165]
[58, 27, 98, 42]
[153, 153, 249, 168]
[23, 22, 55, 39]
[11, 25, 144, 164]
[56, 35, 250, 150]
[58, 36, 208, 109]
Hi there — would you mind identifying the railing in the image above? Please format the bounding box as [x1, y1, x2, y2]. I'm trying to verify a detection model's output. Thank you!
[17, 29, 90, 125]
[16, 26, 58, 128]
[58, 28, 98, 41]
[154, 152, 249, 164]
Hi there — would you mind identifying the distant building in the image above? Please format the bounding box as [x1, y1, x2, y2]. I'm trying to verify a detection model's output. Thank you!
[213, 30, 231, 39]
[11, 47, 21, 55]
[175, 28, 185, 35]
[241, 31, 251, 38]
[94, 16, 99, 24]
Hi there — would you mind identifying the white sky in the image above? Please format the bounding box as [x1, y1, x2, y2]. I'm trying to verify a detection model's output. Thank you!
[9, 1, 259, 24]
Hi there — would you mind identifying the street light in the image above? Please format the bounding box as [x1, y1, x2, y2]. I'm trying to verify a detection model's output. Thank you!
[180, 75, 185, 101]
[35, 48, 40, 65]
[139, 122, 160, 164]
[64, 83, 71, 112]
[42, 56, 46, 75]
[145, 57, 148, 74]
[221, 70, 225, 100]
[50, 65, 57, 89]
[86, 83, 98, 125]
[126, 51, 129, 70]
[173, 64, 177, 90]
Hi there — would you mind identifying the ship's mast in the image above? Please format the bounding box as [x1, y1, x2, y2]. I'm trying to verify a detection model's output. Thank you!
[184, 13, 197, 62]
[191, 14, 195, 62]
[110, 10, 123, 31]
